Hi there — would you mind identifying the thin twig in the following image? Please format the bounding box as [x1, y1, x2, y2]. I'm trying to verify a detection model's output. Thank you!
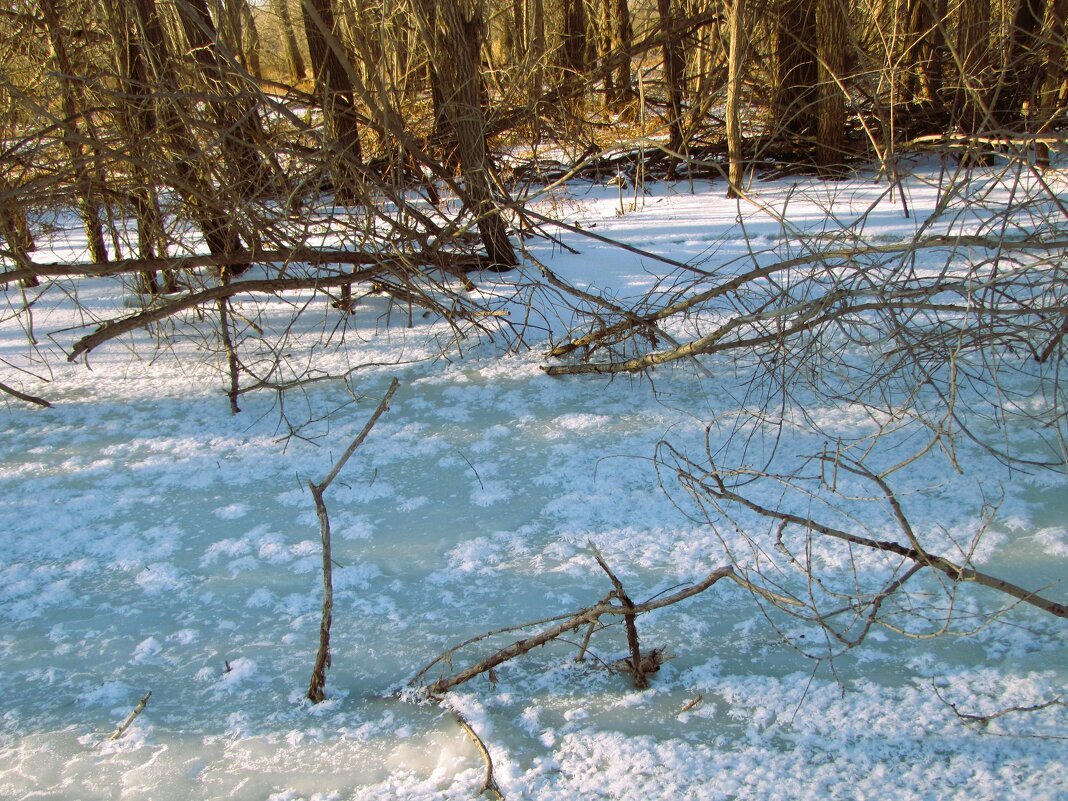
[449, 707, 505, 800]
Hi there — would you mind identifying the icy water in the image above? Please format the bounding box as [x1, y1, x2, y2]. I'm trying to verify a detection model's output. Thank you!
[1, 352, 1065, 800]
[2, 173, 1066, 799]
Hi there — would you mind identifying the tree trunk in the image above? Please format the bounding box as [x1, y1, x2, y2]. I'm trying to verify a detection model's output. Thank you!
[39, 0, 109, 265]
[271, 0, 308, 83]
[1034, 0, 1068, 165]
[656, 0, 687, 172]
[412, 0, 518, 270]
[0, 179, 38, 288]
[129, 0, 247, 265]
[175, 0, 274, 200]
[726, 0, 745, 197]
[904, 0, 947, 106]
[815, 0, 848, 171]
[301, 0, 365, 203]
[775, 0, 818, 141]
[106, 2, 171, 294]
[613, 0, 634, 99]
[953, 0, 992, 135]
[560, 0, 591, 76]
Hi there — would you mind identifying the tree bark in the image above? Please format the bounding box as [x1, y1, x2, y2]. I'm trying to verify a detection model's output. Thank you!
[0, 179, 38, 288]
[775, 0, 817, 140]
[175, 0, 274, 200]
[412, 0, 518, 269]
[301, 0, 365, 203]
[726, 0, 745, 197]
[39, 0, 109, 265]
[815, 0, 848, 171]
[1033, 0, 1068, 165]
[656, 0, 687, 169]
[952, 0, 992, 136]
[271, 0, 308, 83]
[106, 2, 171, 294]
[129, 0, 247, 264]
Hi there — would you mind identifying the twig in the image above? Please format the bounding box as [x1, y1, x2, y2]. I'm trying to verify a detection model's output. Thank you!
[108, 691, 151, 741]
[449, 707, 505, 800]
[455, 449, 484, 491]
[679, 694, 703, 713]
[933, 683, 1066, 726]
[307, 378, 400, 703]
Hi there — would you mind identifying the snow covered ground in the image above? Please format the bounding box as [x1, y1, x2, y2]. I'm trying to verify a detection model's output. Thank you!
[1, 162, 1065, 800]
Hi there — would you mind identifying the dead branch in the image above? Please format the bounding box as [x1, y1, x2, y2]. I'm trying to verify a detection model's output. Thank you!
[590, 543, 647, 689]
[66, 266, 483, 362]
[108, 691, 151, 741]
[677, 451, 1068, 619]
[543, 233, 1068, 365]
[0, 380, 52, 408]
[306, 377, 400, 703]
[415, 565, 736, 696]
[1, 247, 496, 288]
[679, 694, 704, 713]
[448, 706, 505, 800]
[932, 683, 1066, 726]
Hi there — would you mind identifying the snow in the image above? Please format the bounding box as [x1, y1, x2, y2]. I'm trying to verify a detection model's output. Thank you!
[0, 162, 1065, 800]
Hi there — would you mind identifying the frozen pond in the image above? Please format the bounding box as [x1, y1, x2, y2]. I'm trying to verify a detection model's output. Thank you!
[1, 171, 1066, 799]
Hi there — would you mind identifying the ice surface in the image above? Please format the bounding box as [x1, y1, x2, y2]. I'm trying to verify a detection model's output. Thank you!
[0, 164, 1065, 799]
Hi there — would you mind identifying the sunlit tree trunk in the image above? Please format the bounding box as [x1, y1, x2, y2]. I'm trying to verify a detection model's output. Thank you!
[412, 0, 517, 269]
[612, 0, 634, 106]
[816, 0, 848, 171]
[726, 0, 745, 197]
[39, 0, 109, 264]
[953, 0, 992, 135]
[656, 0, 687, 172]
[1034, 0, 1068, 165]
[271, 0, 308, 83]
[301, 0, 365, 203]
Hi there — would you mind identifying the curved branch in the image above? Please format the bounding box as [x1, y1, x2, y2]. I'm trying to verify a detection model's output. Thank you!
[689, 459, 1067, 619]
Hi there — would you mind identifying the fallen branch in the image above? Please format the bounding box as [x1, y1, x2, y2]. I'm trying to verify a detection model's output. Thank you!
[0, 246, 495, 288]
[306, 377, 400, 703]
[543, 234, 1068, 365]
[933, 683, 1066, 726]
[108, 691, 151, 741]
[414, 565, 737, 696]
[677, 452, 1068, 619]
[67, 268, 483, 362]
[0, 380, 52, 408]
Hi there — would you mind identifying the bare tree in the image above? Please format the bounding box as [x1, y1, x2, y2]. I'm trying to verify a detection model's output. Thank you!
[301, 0, 365, 202]
[411, 0, 518, 269]
[39, 0, 109, 264]
[270, 0, 308, 83]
